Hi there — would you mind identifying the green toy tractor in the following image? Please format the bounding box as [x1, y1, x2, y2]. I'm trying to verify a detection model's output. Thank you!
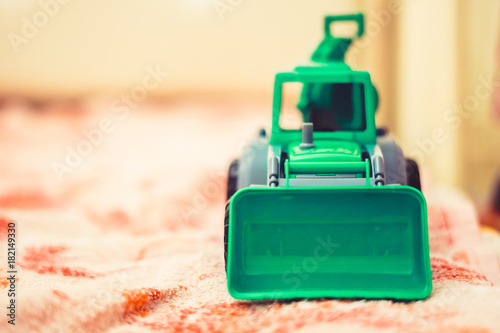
[224, 14, 431, 300]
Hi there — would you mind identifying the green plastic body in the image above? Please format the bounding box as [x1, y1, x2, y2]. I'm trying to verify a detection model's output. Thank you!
[270, 13, 378, 150]
[226, 13, 432, 300]
[270, 69, 377, 149]
[289, 140, 362, 163]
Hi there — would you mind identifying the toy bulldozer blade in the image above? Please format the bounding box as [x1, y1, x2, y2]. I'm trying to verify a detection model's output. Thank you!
[226, 186, 431, 300]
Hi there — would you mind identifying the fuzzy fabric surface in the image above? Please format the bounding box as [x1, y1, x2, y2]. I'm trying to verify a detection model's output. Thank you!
[0, 100, 500, 333]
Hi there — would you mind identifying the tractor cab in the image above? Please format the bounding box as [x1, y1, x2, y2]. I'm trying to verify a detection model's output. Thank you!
[268, 13, 379, 181]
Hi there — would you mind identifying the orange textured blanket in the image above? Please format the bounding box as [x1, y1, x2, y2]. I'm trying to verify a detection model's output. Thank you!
[0, 100, 499, 332]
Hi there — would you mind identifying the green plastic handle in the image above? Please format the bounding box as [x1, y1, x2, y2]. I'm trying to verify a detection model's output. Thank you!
[324, 14, 364, 39]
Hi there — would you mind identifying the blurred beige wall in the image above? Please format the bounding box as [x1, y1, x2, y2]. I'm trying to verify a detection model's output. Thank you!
[393, 0, 500, 205]
[395, 0, 460, 191]
[457, 1, 500, 205]
[0, 0, 499, 204]
[0, 0, 363, 96]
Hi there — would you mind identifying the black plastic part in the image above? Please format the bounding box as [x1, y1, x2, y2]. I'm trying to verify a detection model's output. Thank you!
[361, 151, 372, 177]
[405, 158, 422, 191]
[307, 83, 367, 132]
[225, 159, 240, 271]
[224, 201, 229, 271]
[376, 127, 388, 137]
[226, 159, 239, 201]
[259, 128, 267, 137]
[280, 152, 288, 178]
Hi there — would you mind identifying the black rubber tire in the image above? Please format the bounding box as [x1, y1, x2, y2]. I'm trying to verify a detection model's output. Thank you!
[223, 201, 229, 271]
[224, 160, 239, 272]
[405, 158, 422, 191]
[226, 159, 239, 201]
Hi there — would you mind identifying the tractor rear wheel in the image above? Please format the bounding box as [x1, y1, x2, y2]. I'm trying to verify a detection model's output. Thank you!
[378, 137, 407, 185]
[226, 159, 239, 201]
[405, 158, 422, 191]
[225, 159, 239, 272]
[224, 201, 229, 271]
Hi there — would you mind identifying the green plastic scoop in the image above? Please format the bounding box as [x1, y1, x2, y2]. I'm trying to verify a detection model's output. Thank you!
[227, 186, 431, 300]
